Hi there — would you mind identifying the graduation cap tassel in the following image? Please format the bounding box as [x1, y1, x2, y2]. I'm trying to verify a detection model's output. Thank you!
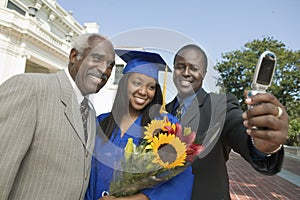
[160, 65, 168, 114]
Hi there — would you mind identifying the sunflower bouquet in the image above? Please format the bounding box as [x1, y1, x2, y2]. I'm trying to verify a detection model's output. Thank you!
[109, 114, 204, 197]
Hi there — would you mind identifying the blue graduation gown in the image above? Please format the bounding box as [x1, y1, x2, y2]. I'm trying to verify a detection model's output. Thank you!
[85, 113, 194, 200]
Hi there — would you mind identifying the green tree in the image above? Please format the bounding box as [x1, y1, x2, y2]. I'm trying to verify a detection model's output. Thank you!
[214, 37, 300, 146]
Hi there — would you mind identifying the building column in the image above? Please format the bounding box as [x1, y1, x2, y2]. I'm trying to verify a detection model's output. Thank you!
[0, 42, 27, 84]
[0, 0, 8, 8]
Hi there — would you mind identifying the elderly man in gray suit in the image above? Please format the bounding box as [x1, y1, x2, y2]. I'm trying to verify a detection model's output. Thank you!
[0, 33, 115, 199]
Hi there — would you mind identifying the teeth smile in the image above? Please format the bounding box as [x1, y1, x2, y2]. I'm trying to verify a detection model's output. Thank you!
[181, 80, 191, 86]
[90, 75, 102, 84]
[135, 97, 146, 104]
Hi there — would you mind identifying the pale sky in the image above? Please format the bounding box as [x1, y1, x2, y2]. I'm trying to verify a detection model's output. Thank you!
[57, 0, 300, 92]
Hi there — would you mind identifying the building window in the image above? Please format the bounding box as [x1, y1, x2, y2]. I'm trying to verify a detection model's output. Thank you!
[7, 1, 26, 16]
[113, 64, 124, 85]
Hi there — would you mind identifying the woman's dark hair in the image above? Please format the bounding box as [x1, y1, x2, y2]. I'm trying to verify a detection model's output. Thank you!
[98, 73, 163, 140]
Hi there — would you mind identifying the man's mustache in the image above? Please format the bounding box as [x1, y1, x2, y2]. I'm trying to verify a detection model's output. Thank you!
[88, 71, 108, 82]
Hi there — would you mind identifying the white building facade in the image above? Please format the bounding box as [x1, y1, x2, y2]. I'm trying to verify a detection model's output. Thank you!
[0, 0, 125, 114]
[0, 0, 83, 82]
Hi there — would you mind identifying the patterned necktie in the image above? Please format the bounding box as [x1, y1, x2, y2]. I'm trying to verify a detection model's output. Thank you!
[175, 101, 184, 121]
[80, 98, 89, 143]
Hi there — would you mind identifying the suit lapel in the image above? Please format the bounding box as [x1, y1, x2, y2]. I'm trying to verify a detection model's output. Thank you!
[56, 70, 86, 144]
[166, 98, 177, 115]
[168, 89, 225, 158]
[181, 89, 208, 127]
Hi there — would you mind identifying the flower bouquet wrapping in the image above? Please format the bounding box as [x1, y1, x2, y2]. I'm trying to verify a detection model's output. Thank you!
[109, 114, 204, 197]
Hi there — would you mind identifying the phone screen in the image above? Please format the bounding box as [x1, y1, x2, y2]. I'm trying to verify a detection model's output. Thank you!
[257, 55, 275, 85]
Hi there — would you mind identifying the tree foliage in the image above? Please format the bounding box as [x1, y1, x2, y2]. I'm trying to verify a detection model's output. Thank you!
[214, 37, 300, 116]
[214, 37, 300, 146]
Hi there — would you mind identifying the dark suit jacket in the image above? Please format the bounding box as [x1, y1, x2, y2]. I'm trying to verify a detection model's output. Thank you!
[167, 89, 284, 200]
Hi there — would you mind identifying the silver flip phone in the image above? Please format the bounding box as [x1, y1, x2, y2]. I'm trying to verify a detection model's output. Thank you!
[251, 51, 277, 92]
[248, 51, 277, 103]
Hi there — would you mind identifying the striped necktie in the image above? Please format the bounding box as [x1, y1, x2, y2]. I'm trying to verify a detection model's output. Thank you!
[80, 98, 89, 143]
[175, 101, 184, 121]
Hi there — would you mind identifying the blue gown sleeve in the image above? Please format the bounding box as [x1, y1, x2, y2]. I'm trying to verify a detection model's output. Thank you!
[85, 113, 111, 200]
[85, 157, 97, 200]
[141, 166, 194, 200]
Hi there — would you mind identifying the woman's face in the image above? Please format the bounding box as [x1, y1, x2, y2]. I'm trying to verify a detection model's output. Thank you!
[127, 73, 157, 112]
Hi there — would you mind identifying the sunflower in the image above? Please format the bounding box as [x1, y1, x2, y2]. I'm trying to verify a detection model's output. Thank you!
[144, 119, 165, 142]
[151, 133, 187, 169]
[161, 118, 177, 134]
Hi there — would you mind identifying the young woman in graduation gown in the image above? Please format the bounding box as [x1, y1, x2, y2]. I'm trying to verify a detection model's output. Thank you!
[85, 50, 194, 200]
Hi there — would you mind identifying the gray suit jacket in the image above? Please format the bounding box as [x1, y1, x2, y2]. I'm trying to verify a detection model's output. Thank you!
[0, 70, 96, 199]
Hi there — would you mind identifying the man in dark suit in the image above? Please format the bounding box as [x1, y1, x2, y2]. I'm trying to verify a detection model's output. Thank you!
[0, 33, 115, 199]
[166, 44, 288, 199]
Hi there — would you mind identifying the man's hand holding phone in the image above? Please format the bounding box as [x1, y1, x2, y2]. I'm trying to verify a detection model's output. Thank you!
[243, 51, 288, 156]
[243, 92, 288, 155]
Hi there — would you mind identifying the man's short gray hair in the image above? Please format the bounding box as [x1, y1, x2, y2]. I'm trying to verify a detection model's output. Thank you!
[71, 33, 108, 56]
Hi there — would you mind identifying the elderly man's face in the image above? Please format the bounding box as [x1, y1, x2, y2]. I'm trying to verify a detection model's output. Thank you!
[70, 38, 115, 96]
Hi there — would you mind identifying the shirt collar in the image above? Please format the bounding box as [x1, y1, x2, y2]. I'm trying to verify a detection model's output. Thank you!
[64, 68, 88, 105]
[177, 89, 201, 109]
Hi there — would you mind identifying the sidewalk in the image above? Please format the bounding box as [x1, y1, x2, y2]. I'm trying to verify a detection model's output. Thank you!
[227, 152, 300, 200]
